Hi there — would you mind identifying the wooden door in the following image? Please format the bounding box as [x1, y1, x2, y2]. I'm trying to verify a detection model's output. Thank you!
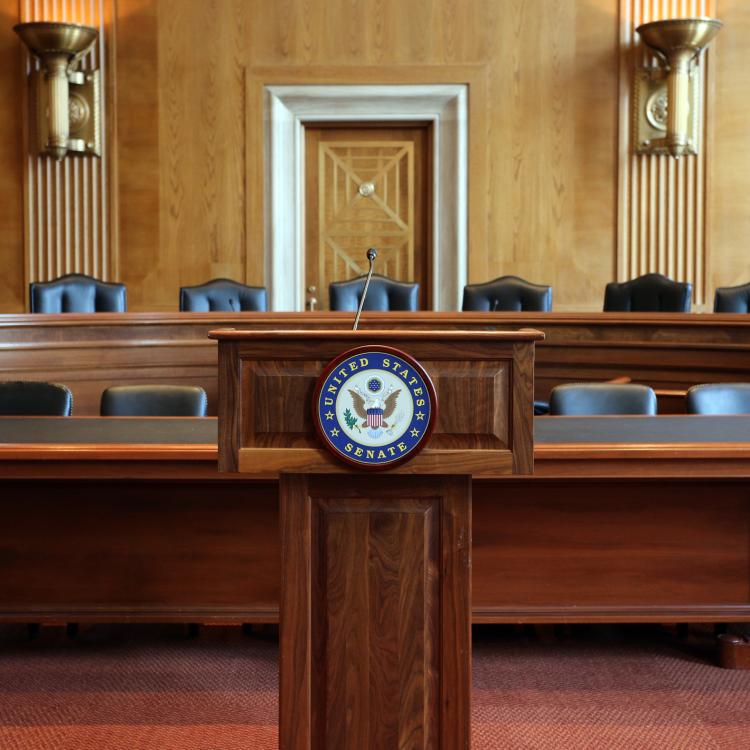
[305, 124, 431, 310]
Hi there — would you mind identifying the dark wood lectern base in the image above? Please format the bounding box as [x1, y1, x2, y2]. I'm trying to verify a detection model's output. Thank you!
[280, 474, 471, 750]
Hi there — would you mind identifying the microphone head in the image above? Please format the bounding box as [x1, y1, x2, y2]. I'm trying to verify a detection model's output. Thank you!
[366, 248, 377, 262]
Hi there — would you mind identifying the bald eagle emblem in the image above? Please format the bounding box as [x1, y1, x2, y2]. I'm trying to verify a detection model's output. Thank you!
[348, 383, 401, 437]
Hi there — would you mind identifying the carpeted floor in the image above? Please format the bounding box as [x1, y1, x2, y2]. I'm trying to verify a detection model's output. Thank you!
[0, 624, 748, 749]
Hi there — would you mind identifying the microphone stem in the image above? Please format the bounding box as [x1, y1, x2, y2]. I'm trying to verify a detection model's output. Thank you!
[353, 257, 376, 331]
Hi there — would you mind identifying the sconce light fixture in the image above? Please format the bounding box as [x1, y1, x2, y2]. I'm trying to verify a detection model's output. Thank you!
[13, 21, 101, 161]
[634, 17, 722, 158]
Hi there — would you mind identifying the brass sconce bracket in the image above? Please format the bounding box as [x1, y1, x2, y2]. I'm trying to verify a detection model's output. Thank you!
[14, 21, 101, 161]
[633, 17, 722, 158]
[633, 64, 700, 156]
[31, 67, 101, 157]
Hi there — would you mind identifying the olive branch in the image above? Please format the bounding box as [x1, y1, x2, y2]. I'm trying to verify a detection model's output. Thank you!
[343, 408, 361, 432]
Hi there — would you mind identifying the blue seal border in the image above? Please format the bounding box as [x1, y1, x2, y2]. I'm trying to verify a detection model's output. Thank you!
[312, 345, 438, 471]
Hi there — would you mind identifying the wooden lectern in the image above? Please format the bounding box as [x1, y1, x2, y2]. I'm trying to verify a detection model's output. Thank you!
[210, 329, 542, 749]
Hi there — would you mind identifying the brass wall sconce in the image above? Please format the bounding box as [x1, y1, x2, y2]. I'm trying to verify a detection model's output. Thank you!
[14, 21, 101, 161]
[634, 17, 722, 158]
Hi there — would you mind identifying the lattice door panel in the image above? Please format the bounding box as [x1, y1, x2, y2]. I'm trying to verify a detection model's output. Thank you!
[319, 141, 414, 286]
[305, 126, 429, 310]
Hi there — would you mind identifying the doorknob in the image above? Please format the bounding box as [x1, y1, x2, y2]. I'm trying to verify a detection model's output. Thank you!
[306, 285, 318, 311]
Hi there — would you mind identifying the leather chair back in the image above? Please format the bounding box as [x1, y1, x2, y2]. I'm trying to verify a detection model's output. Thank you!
[0, 381, 72, 416]
[329, 274, 419, 312]
[603, 273, 691, 312]
[180, 278, 268, 312]
[30, 274, 127, 313]
[100, 385, 208, 417]
[462, 275, 552, 312]
[549, 383, 657, 416]
[714, 282, 750, 313]
[687, 383, 750, 415]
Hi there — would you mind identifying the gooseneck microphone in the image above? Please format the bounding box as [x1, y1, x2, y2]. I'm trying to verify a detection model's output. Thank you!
[353, 248, 377, 331]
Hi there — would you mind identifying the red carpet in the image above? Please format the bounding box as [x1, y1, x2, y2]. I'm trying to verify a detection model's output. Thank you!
[0, 625, 748, 748]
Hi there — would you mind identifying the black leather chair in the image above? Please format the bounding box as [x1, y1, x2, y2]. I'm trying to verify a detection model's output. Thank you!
[100, 385, 208, 417]
[462, 276, 552, 312]
[549, 383, 657, 416]
[687, 383, 750, 415]
[180, 278, 267, 312]
[0, 381, 72, 416]
[714, 282, 750, 313]
[30, 273, 127, 313]
[329, 274, 419, 312]
[603, 273, 691, 312]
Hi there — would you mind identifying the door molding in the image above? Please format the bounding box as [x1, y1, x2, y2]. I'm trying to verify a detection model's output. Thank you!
[265, 84, 468, 311]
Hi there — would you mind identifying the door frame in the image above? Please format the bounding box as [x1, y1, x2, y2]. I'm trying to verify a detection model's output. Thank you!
[264, 84, 468, 311]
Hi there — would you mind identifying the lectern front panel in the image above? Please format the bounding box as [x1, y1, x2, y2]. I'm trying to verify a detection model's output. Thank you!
[212, 330, 542, 476]
[280, 474, 471, 749]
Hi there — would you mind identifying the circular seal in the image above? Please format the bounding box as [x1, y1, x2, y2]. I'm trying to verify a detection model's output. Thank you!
[313, 345, 436, 469]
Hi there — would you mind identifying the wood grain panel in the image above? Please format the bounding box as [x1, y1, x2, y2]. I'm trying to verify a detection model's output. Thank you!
[111, 0, 618, 312]
[617, 0, 717, 308]
[244, 358, 322, 446]
[472, 479, 750, 611]
[114, 0, 158, 310]
[2, 461, 750, 625]
[316, 498, 438, 748]
[19, 0, 116, 296]
[4, 310, 750, 418]
[0, 0, 24, 311]
[116, 0, 248, 311]
[215, 329, 539, 476]
[280, 474, 470, 750]
[708, 0, 750, 300]
[0, 478, 279, 613]
[423, 360, 509, 450]
[1, 1, 747, 312]
[488, 0, 618, 310]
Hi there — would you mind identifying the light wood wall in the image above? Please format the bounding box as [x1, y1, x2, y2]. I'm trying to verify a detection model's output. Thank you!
[115, 0, 619, 311]
[0, 0, 747, 312]
[710, 0, 750, 298]
[0, 1, 24, 311]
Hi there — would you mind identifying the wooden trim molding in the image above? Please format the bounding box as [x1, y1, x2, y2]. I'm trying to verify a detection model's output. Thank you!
[4, 604, 750, 626]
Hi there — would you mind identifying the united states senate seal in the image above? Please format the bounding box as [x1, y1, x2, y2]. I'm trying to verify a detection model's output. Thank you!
[313, 345, 436, 469]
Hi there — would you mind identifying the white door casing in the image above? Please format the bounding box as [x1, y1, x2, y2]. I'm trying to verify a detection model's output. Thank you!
[264, 84, 468, 311]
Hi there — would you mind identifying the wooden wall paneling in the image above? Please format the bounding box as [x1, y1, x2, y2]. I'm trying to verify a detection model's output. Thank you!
[489, 0, 618, 311]
[19, 0, 115, 300]
[2, 0, 746, 312]
[112, 1, 619, 311]
[0, 1, 24, 311]
[158, 0, 246, 311]
[116, 0, 248, 312]
[114, 0, 157, 311]
[617, 0, 717, 309]
[708, 0, 750, 297]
